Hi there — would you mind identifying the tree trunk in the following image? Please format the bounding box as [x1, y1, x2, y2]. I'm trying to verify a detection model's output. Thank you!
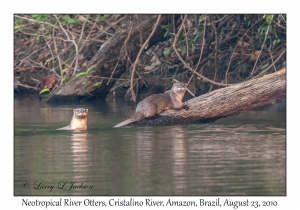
[128, 67, 286, 126]
[43, 15, 171, 102]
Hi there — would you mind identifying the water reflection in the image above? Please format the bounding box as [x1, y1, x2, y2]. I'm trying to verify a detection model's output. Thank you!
[170, 127, 187, 194]
[14, 96, 286, 195]
[71, 132, 88, 173]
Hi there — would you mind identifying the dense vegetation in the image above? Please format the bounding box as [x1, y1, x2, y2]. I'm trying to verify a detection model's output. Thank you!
[14, 14, 286, 102]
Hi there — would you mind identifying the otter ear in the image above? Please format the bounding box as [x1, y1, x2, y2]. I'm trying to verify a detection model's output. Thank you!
[73, 109, 76, 112]
[85, 109, 88, 113]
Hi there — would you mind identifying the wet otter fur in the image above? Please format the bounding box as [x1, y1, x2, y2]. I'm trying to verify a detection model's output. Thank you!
[114, 82, 189, 128]
[57, 108, 88, 130]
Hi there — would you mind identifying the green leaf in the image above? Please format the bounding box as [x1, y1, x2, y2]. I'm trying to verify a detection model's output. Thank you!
[273, 39, 280, 45]
[14, 25, 19, 30]
[160, 24, 169, 29]
[266, 14, 272, 24]
[62, 76, 69, 82]
[67, 19, 76, 24]
[94, 82, 101, 87]
[82, 80, 87, 85]
[86, 64, 97, 74]
[269, 25, 277, 37]
[39, 88, 50, 94]
[62, 15, 71, 21]
[178, 32, 185, 42]
[87, 84, 94, 90]
[163, 47, 171, 56]
[50, 19, 57, 24]
[45, 24, 50, 29]
[78, 43, 83, 49]
[258, 23, 267, 35]
[164, 30, 169, 38]
[211, 41, 216, 45]
[61, 68, 68, 74]
[32, 14, 48, 21]
[189, 31, 200, 44]
[14, 18, 24, 26]
[260, 62, 269, 70]
[68, 50, 75, 58]
[280, 15, 286, 22]
[75, 72, 87, 78]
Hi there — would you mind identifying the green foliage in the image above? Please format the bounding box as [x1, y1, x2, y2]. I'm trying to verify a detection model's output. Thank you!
[61, 15, 77, 24]
[189, 30, 202, 44]
[177, 32, 185, 42]
[273, 39, 280, 45]
[50, 19, 57, 24]
[160, 24, 169, 38]
[75, 72, 87, 78]
[265, 14, 273, 24]
[163, 47, 171, 56]
[87, 81, 101, 90]
[39, 87, 50, 94]
[61, 68, 68, 74]
[269, 25, 278, 37]
[260, 62, 269, 70]
[32, 14, 49, 21]
[14, 18, 24, 30]
[94, 82, 101, 86]
[15, 18, 24, 25]
[258, 23, 268, 35]
[86, 64, 97, 74]
[62, 76, 69, 83]
[74, 65, 97, 78]
[68, 50, 75, 58]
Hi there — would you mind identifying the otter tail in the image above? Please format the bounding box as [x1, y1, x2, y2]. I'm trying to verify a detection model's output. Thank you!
[114, 112, 145, 128]
[57, 125, 71, 130]
[113, 118, 136, 128]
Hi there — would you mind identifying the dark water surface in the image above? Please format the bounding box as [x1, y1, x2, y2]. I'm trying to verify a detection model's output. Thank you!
[14, 96, 286, 196]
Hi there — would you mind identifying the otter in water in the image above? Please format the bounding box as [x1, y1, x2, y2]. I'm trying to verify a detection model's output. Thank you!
[114, 82, 189, 128]
[57, 108, 88, 130]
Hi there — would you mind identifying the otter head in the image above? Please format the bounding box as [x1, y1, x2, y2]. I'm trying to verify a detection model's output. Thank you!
[73, 108, 88, 119]
[171, 82, 187, 93]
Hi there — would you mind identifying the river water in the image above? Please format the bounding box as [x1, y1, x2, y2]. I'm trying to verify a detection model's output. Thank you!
[14, 95, 286, 196]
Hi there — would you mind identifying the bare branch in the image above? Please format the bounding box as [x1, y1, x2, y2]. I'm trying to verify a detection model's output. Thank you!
[130, 15, 162, 104]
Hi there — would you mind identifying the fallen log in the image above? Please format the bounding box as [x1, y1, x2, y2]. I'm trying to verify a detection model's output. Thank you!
[127, 67, 286, 126]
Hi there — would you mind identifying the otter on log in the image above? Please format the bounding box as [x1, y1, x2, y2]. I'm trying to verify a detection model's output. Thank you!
[114, 82, 189, 128]
[57, 108, 88, 130]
